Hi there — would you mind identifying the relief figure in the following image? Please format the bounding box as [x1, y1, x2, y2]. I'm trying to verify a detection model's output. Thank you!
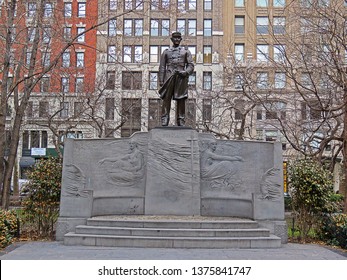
[98, 141, 145, 186]
[200, 141, 243, 190]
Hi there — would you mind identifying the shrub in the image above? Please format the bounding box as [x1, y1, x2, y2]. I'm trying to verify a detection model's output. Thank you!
[320, 214, 347, 249]
[289, 158, 337, 242]
[0, 209, 18, 248]
[21, 157, 62, 238]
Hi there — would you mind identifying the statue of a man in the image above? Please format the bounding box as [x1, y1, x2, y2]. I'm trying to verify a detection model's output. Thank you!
[158, 31, 195, 126]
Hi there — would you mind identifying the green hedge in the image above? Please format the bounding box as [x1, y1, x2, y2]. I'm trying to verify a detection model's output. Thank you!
[0, 209, 18, 248]
[320, 214, 347, 249]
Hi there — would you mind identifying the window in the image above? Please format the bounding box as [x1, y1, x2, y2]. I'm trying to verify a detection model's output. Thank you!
[188, 0, 197, 10]
[273, 17, 285, 35]
[234, 73, 244, 89]
[74, 102, 83, 118]
[77, 27, 85, 42]
[108, 19, 117, 36]
[60, 102, 69, 118]
[188, 20, 197, 36]
[177, 20, 186, 35]
[61, 77, 69, 93]
[256, 72, 268, 89]
[178, 0, 196, 10]
[62, 52, 70, 67]
[264, 102, 286, 120]
[123, 46, 142, 63]
[106, 71, 116, 89]
[124, 0, 143, 10]
[27, 102, 33, 118]
[150, 19, 170, 36]
[256, 0, 268, 7]
[122, 71, 142, 90]
[301, 73, 313, 89]
[235, 0, 244, 7]
[234, 16, 244, 34]
[234, 44, 244, 61]
[148, 98, 162, 129]
[22, 131, 29, 149]
[31, 131, 40, 148]
[75, 77, 84, 93]
[274, 0, 285, 7]
[64, 2, 72, 17]
[109, 0, 117, 10]
[150, 46, 159, 63]
[44, 3, 53, 17]
[274, 72, 286, 89]
[203, 99, 212, 123]
[203, 72, 212, 90]
[188, 72, 196, 89]
[274, 44, 285, 63]
[121, 98, 141, 137]
[151, 0, 170, 10]
[256, 17, 268, 35]
[123, 19, 143, 36]
[39, 101, 49, 117]
[204, 19, 212, 36]
[177, 19, 196, 36]
[42, 27, 51, 44]
[27, 2, 36, 17]
[28, 27, 36, 42]
[204, 0, 212, 10]
[318, 0, 329, 7]
[26, 51, 32, 66]
[76, 52, 85, 67]
[203, 45, 212, 64]
[149, 72, 159, 89]
[40, 77, 50, 92]
[77, 2, 86, 17]
[105, 98, 115, 120]
[188, 46, 196, 62]
[42, 52, 50, 67]
[107, 45, 117, 62]
[63, 27, 72, 40]
[256, 44, 269, 62]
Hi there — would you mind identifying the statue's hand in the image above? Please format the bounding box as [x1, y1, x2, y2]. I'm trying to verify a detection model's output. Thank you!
[178, 71, 188, 77]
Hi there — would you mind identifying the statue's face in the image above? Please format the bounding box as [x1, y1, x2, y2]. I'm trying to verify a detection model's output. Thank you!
[210, 142, 217, 151]
[171, 36, 182, 47]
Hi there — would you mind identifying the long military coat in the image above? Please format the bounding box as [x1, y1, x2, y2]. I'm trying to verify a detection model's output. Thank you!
[158, 46, 194, 100]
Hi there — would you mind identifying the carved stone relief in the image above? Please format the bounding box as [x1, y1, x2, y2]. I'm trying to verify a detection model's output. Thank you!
[260, 167, 282, 201]
[200, 140, 243, 191]
[63, 164, 90, 198]
[98, 141, 145, 187]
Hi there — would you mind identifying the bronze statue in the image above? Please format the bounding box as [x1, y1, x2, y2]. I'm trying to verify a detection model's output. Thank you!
[159, 31, 194, 126]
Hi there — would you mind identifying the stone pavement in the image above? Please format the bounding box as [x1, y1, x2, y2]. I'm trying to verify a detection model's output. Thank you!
[0, 241, 346, 260]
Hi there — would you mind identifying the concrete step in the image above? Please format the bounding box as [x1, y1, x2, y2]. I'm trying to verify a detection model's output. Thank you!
[75, 225, 271, 237]
[64, 233, 282, 249]
[63, 216, 282, 248]
[86, 217, 259, 229]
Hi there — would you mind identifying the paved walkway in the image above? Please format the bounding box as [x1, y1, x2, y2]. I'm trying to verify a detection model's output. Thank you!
[1, 241, 346, 260]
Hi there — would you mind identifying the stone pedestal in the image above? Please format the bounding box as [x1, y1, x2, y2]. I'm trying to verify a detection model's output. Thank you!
[145, 128, 200, 215]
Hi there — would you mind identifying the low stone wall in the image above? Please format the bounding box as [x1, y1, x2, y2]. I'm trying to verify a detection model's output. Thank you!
[56, 128, 286, 242]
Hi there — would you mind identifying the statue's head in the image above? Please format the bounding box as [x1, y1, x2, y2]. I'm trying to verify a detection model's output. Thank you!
[171, 31, 182, 46]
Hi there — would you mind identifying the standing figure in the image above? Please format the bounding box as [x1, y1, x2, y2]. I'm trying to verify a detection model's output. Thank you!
[159, 31, 195, 126]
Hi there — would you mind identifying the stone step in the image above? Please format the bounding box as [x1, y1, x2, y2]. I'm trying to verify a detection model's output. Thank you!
[64, 233, 282, 249]
[86, 217, 259, 229]
[75, 225, 270, 238]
